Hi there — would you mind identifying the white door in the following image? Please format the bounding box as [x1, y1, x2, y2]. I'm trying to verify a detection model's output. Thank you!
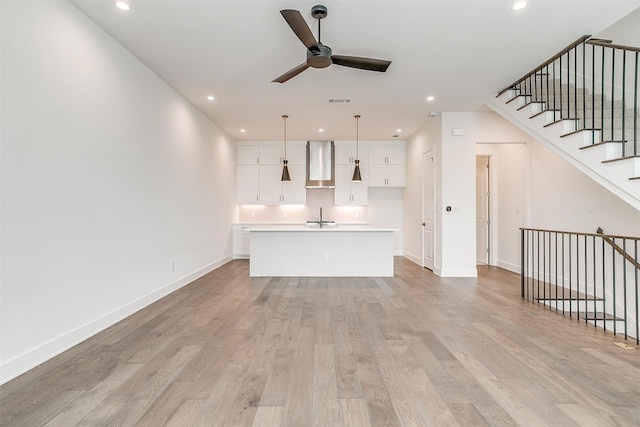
[476, 155, 490, 264]
[422, 150, 434, 270]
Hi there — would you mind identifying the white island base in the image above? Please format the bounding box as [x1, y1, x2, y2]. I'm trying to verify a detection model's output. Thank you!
[248, 226, 395, 277]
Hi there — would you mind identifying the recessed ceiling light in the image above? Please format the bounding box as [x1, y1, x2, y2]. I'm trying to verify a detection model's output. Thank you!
[396, 129, 402, 133]
[240, 129, 246, 133]
[426, 96, 435, 102]
[207, 95, 214, 101]
[115, 1, 130, 11]
[318, 128, 324, 132]
[512, 1, 528, 11]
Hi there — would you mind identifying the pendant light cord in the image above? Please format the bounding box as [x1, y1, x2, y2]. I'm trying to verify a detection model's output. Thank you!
[282, 114, 288, 159]
[355, 115, 360, 159]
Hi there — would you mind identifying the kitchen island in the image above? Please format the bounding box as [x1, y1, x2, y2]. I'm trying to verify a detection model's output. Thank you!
[248, 226, 395, 277]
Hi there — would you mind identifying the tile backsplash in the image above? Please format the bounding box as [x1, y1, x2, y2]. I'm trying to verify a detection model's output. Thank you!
[237, 189, 367, 224]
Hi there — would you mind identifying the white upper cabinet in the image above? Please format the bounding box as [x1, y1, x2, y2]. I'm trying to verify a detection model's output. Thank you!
[335, 143, 369, 165]
[335, 164, 368, 205]
[236, 145, 260, 165]
[368, 143, 405, 165]
[368, 142, 406, 187]
[235, 142, 306, 205]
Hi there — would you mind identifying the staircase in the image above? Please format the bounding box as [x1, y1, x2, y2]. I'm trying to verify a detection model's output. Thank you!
[487, 36, 640, 211]
[521, 227, 639, 344]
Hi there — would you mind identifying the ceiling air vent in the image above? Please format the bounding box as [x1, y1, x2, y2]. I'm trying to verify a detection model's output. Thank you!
[328, 98, 352, 104]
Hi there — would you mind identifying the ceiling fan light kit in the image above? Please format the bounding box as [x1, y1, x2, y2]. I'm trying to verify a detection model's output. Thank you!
[273, 5, 392, 83]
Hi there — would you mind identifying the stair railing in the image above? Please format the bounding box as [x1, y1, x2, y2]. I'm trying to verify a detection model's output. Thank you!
[499, 36, 640, 159]
[521, 227, 639, 344]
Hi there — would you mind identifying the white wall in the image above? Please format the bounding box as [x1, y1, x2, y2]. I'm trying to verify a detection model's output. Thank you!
[406, 112, 530, 276]
[526, 141, 640, 236]
[596, 6, 640, 46]
[403, 116, 441, 266]
[0, 0, 236, 383]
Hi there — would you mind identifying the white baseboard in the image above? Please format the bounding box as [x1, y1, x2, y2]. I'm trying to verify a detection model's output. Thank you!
[438, 267, 478, 277]
[0, 254, 232, 385]
[403, 251, 422, 266]
[497, 260, 520, 274]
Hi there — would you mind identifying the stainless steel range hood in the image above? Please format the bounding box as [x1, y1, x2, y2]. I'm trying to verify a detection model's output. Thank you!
[306, 141, 335, 188]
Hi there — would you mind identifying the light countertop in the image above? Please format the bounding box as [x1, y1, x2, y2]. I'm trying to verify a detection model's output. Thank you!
[246, 225, 396, 232]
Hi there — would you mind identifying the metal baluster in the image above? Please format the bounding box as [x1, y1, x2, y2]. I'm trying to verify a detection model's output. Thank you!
[543, 231, 547, 302]
[545, 64, 550, 112]
[601, 46, 606, 143]
[592, 43, 596, 144]
[612, 237, 617, 335]
[537, 230, 541, 303]
[611, 47, 616, 142]
[553, 232, 558, 312]
[622, 50, 626, 156]
[569, 233, 573, 317]
[634, 52, 638, 156]
[574, 44, 578, 125]
[560, 53, 564, 118]
[622, 239, 628, 339]
[593, 234, 597, 329]
[521, 229, 525, 298]
[562, 232, 566, 315]
[582, 40, 586, 135]
[553, 58, 558, 121]
[584, 234, 588, 323]
[602, 235, 607, 332]
[635, 239, 639, 345]
[576, 233, 580, 320]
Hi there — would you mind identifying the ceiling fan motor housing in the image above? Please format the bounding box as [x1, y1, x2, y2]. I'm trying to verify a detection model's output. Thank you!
[307, 43, 332, 68]
[311, 5, 327, 19]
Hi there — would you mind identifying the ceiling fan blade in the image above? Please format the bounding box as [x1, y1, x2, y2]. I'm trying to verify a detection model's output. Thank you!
[331, 55, 392, 72]
[272, 62, 310, 83]
[280, 9, 318, 51]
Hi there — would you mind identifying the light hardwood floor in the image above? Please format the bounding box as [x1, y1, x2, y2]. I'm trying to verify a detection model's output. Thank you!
[1, 258, 639, 426]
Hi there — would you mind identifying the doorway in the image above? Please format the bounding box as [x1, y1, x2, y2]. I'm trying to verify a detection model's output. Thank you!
[476, 155, 490, 265]
[422, 149, 435, 270]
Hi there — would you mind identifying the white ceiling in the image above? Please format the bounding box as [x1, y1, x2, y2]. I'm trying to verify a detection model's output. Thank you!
[70, 0, 640, 141]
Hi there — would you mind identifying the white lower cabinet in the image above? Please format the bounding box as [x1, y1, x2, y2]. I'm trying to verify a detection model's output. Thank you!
[232, 225, 251, 259]
[334, 164, 368, 205]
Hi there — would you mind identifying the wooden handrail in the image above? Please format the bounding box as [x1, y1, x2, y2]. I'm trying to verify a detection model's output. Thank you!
[587, 40, 640, 53]
[497, 35, 591, 96]
[597, 227, 640, 270]
[520, 227, 639, 241]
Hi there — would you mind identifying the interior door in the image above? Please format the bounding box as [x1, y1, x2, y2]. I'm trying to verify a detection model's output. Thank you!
[422, 150, 434, 270]
[476, 155, 490, 264]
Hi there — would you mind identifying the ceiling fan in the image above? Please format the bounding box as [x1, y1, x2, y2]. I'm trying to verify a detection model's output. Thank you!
[273, 5, 392, 83]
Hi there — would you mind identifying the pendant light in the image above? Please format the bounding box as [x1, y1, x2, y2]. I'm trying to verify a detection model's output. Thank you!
[281, 114, 291, 182]
[352, 114, 362, 182]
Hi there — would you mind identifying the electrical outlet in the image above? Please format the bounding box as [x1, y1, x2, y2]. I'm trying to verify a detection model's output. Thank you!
[171, 262, 175, 271]
[355, 211, 360, 219]
[324, 253, 329, 261]
[250, 211, 255, 218]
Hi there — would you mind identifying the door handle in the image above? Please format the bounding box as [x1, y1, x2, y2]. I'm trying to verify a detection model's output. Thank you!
[422, 223, 425, 226]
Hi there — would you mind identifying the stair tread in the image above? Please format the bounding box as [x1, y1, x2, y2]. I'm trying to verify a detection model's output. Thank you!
[517, 101, 545, 111]
[505, 94, 531, 104]
[560, 128, 604, 137]
[530, 285, 601, 301]
[544, 118, 580, 128]
[583, 312, 624, 321]
[602, 155, 640, 164]
[579, 140, 625, 150]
